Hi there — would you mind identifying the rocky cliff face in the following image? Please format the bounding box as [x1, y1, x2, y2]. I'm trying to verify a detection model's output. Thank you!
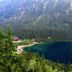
[0, 0, 72, 30]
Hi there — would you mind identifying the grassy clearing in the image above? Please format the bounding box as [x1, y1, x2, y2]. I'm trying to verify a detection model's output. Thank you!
[13, 39, 33, 46]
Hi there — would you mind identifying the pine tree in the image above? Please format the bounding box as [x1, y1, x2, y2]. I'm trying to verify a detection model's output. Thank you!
[0, 28, 17, 72]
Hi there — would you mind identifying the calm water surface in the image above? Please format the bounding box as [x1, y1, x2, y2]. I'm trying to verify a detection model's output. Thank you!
[24, 41, 72, 64]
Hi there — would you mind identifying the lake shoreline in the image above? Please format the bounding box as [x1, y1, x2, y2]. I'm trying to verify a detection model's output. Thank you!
[16, 41, 39, 54]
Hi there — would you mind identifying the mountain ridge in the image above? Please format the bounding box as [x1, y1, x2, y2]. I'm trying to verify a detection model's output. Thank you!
[0, 0, 72, 30]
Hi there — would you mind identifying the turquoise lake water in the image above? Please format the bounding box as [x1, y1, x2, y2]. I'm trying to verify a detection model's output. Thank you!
[24, 41, 72, 64]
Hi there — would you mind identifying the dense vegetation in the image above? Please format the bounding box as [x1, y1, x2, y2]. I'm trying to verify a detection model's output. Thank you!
[14, 39, 33, 46]
[0, 28, 72, 72]
[14, 28, 72, 41]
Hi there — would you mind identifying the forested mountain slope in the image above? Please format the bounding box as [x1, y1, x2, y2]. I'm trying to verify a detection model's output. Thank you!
[0, 0, 72, 39]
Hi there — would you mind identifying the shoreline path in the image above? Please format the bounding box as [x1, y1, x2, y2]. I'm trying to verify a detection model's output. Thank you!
[13, 41, 39, 54]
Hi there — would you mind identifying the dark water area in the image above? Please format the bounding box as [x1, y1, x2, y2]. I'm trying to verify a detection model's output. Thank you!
[24, 41, 72, 64]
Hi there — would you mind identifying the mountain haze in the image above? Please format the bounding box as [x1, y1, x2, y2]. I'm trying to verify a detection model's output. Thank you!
[0, 0, 72, 30]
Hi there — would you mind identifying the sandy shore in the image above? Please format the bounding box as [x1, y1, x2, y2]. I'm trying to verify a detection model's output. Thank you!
[13, 40, 22, 43]
[16, 42, 39, 54]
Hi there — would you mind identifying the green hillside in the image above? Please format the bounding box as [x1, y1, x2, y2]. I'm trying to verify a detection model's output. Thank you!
[0, 27, 72, 72]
